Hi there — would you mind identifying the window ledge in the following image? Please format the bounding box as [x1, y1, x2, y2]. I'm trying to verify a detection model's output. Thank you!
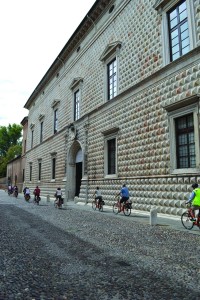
[171, 168, 200, 175]
[104, 174, 118, 179]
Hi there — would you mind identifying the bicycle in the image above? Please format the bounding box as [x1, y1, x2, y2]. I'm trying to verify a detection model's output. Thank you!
[92, 198, 104, 212]
[54, 197, 63, 209]
[181, 203, 200, 230]
[33, 195, 41, 205]
[113, 195, 132, 216]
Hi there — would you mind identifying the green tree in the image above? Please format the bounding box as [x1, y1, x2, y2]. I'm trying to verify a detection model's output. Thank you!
[0, 124, 22, 156]
[0, 124, 22, 177]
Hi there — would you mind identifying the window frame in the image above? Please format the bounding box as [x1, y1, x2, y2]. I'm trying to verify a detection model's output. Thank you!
[74, 89, 80, 121]
[29, 163, 32, 182]
[156, 0, 196, 66]
[54, 109, 58, 134]
[52, 157, 56, 180]
[107, 58, 117, 100]
[168, 102, 200, 174]
[40, 121, 43, 143]
[100, 41, 121, 102]
[38, 160, 42, 181]
[103, 130, 119, 179]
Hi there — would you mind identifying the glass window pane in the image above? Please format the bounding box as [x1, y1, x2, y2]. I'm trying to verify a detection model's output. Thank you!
[172, 36, 179, 47]
[170, 17, 178, 29]
[178, 134, 187, 145]
[182, 37, 189, 48]
[172, 44, 180, 54]
[172, 52, 180, 61]
[179, 2, 186, 14]
[180, 21, 188, 33]
[180, 10, 187, 22]
[169, 9, 177, 21]
[171, 29, 178, 39]
[182, 45, 190, 55]
[179, 157, 188, 168]
[190, 156, 196, 168]
[181, 29, 189, 40]
[188, 132, 194, 144]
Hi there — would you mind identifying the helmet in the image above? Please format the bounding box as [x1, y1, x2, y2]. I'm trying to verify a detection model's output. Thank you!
[192, 183, 198, 189]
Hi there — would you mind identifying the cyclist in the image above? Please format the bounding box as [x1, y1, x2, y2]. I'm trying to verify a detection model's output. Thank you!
[93, 187, 103, 208]
[34, 186, 41, 202]
[186, 183, 200, 221]
[23, 187, 31, 200]
[117, 184, 129, 212]
[55, 187, 62, 208]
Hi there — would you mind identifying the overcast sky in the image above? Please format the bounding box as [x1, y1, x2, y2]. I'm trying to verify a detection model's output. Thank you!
[0, 0, 95, 127]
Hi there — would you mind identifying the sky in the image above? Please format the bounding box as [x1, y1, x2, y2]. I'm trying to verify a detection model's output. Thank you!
[0, 0, 95, 127]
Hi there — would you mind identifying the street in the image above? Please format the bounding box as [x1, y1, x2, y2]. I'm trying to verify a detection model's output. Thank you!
[0, 190, 199, 300]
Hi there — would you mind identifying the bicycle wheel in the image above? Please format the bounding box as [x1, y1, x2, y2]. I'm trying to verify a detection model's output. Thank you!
[181, 212, 194, 230]
[113, 202, 119, 214]
[92, 201, 96, 211]
[98, 203, 103, 212]
[123, 205, 131, 216]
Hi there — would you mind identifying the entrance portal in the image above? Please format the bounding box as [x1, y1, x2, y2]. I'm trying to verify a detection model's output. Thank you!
[75, 149, 83, 197]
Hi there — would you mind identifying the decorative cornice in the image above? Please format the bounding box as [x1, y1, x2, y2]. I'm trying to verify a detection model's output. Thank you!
[99, 41, 122, 61]
[51, 99, 60, 108]
[29, 123, 35, 129]
[70, 77, 83, 90]
[24, 0, 113, 110]
[102, 126, 119, 136]
[38, 114, 45, 121]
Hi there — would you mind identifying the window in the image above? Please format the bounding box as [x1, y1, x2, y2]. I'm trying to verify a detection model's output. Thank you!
[168, 1, 190, 61]
[52, 157, 56, 180]
[54, 109, 58, 134]
[70, 78, 83, 122]
[107, 58, 117, 100]
[154, 0, 196, 65]
[38, 161, 42, 181]
[74, 90, 80, 121]
[100, 41, 121, 101]
[29, 164, 32, 181]
[165, 95, 200, 174]
[40, 122, 43, 143]
[175, 114, 195, 168]
[107, 138, 116, 174]
[102, 126, 119, 178]
[31, 131, 33, 148]
[24, 140, 26, 154]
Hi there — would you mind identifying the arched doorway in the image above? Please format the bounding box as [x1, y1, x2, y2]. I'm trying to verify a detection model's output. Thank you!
[67, 141, 83, 200]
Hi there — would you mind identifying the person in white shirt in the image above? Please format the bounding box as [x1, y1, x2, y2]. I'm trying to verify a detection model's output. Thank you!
[93, 187, 103, 207]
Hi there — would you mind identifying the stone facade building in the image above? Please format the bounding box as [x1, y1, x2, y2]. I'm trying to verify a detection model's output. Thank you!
[23, 0, 200, 215]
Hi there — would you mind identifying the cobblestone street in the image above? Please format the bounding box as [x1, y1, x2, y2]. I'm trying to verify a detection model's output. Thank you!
[0, 190, 199, 300]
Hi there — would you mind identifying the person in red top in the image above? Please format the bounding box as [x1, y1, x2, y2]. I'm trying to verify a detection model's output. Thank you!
[34, 186, 41, 203]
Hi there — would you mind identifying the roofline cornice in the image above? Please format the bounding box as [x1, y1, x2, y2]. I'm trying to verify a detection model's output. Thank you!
[24, 0, 113, 109]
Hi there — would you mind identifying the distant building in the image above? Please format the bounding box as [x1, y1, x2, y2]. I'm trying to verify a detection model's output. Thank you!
[23, 0, 200, 215]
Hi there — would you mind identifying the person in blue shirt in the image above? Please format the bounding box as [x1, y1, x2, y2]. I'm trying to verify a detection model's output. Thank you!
[117, 184, 129, 211]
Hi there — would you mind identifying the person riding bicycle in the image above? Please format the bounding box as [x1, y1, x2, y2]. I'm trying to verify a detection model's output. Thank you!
[55, 187, 62, 207]
[186, 183, 200, 221]
[34, 186, 41, 201]
[117, 184, 129, 212]
[23, 187, 30, 196]
[93, 187, 103, 208]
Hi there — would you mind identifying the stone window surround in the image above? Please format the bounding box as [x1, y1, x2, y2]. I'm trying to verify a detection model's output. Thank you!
[154, 0, 196, 66]
[70, 78, 83, 122]
[50, 152, 57, 182]
[102, 127, 119, 179]
[164, 95, 200, 175]
[100, 41, 122, 102]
